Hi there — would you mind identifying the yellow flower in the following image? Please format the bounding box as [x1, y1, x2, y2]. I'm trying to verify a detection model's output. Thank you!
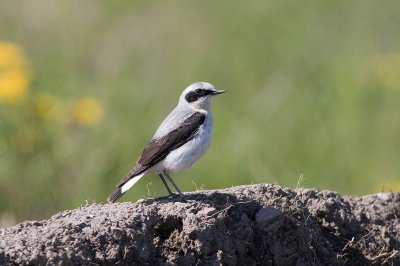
[0, 42, 30, 104]
[0, 42, 27, 69]
[72, 97, 103, 126]
[0, 69, 29, 103]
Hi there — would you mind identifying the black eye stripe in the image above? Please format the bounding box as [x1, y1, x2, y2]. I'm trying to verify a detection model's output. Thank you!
[195, 89, 213, 96]
[185, 91, 200, 103]
[185, 89, 213, 103]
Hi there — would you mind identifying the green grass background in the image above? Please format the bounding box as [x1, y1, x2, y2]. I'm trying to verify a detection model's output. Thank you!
[1, 1, 400, 226]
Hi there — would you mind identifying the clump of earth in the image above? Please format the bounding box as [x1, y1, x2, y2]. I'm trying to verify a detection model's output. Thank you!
[0, 184, 399, 265]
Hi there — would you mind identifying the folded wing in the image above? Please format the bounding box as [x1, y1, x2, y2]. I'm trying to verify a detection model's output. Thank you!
[116, 112, 206, 188]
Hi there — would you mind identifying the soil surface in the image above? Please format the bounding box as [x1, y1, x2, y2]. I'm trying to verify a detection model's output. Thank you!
[0, 184, 399, 265]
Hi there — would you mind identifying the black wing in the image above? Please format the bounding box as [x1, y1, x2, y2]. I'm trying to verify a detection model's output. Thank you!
[116, 112, 206, 188]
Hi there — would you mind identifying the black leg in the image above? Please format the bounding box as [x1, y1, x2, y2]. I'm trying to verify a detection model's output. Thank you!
[163, 171, 184, 196]
[159, 173, 173, 195]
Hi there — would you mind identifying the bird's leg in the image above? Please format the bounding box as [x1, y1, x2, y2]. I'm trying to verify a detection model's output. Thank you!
[159, 173, 173, 196]
[163, 171, 184, 197]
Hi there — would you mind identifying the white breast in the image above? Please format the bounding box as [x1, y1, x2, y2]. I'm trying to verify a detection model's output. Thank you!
[159, 113, 213, 173]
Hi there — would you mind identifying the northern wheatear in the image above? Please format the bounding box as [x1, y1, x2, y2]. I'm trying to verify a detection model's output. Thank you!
[107, 82, 225, 203]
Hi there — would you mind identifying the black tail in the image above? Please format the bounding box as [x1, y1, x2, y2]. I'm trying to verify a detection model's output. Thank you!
[107, 187, 124, 203]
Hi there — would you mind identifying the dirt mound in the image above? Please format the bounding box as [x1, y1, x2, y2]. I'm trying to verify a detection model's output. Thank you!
[0, 184, 399, 265]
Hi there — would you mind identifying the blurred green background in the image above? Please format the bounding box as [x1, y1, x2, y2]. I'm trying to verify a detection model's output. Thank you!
[1, 1, 400, 227]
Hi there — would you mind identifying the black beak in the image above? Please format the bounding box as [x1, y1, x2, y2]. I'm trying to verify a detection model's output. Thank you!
[212, 90, 226, 95]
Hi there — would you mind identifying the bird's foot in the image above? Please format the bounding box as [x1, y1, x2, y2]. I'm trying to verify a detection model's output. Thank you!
[167, 192, 187, 202]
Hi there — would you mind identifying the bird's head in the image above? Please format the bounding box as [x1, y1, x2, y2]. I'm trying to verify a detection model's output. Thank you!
[179, 82, 226, 111]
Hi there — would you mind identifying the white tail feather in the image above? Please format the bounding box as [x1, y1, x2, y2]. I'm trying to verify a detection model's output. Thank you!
[121, 173, 145, 193]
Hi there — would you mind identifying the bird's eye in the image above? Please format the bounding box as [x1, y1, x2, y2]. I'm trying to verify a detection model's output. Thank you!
[195, 89, 203, 95]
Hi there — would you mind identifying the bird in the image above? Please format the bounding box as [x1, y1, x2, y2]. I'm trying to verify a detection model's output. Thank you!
[107, 82, 226, 203]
